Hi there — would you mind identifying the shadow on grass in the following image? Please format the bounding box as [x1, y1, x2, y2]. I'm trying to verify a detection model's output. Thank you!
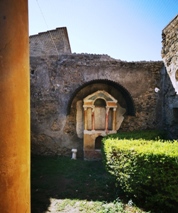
[31, 155, 122, 213]
[31, 130, 175, 213]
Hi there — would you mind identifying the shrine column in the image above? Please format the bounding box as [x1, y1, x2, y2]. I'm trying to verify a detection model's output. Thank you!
[84, 107, 87, 130]
[105, 107, 109, 131]
[0, 0, 30, 212]
[112, 108, 117, 131]
[92, 108, 95, 130]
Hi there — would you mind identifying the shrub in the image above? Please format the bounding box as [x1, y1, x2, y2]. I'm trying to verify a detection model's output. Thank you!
[104, 130, 167, 140]
[102, 132, 178, 211]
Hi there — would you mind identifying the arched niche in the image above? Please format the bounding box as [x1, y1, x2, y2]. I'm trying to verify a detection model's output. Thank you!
[83, 90, 117, 131]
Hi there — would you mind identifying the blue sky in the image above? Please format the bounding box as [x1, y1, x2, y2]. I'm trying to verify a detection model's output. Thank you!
[28, 0, 178, 61]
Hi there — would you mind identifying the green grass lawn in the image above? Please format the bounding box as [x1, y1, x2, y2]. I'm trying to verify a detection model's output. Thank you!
[31, 155, 149, 213]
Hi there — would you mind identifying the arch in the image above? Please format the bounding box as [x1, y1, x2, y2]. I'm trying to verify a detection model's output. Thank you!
[67, 79, 135, 116]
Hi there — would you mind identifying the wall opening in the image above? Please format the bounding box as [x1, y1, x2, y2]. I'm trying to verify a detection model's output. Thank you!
[95, 136, 103, 149]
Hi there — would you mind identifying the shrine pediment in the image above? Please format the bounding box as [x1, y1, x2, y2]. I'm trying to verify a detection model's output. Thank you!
[83, 90, 117, 105]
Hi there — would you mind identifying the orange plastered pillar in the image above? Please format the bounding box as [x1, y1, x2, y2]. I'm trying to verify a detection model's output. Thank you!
[0, 0, 30, 212]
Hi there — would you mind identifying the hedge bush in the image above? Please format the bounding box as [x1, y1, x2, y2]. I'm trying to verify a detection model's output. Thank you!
[102, 132, 178, 211]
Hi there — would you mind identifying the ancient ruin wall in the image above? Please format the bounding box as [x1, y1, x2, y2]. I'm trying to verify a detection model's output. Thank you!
[30, 54, 163, 156]
[162, 15, 178, 94]
[30, 27, 71, 57]
[161, 15, 178, 138]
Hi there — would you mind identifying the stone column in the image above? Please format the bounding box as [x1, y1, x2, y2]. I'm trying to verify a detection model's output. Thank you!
[105, 107, 109, 131]
[0, 0, 30, 212]
[112, 108, 116, 131]
[84, 108, 87, 130]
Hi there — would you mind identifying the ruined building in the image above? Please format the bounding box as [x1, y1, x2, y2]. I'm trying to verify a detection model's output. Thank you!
[30, 15, 178, 159]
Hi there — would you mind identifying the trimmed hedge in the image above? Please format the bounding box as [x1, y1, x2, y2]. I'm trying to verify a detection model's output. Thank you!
[102, 132, 178, 210]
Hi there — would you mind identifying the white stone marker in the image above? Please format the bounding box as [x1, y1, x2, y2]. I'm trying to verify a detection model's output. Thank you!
[71, 149, 77, 160]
